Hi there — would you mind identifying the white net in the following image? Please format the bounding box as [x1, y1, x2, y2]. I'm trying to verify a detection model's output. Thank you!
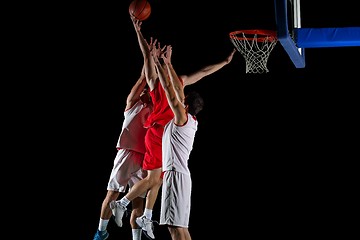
[230, 30, 278, 74]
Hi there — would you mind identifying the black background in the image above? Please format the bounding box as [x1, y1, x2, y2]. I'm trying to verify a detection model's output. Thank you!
[18, 0, 358, 239]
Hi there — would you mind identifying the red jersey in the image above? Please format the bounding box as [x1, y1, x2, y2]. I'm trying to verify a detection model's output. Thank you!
[144, 80, 174, 128]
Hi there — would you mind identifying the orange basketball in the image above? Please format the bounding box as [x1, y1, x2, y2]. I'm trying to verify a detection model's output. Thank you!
[129, 0, 151, 21]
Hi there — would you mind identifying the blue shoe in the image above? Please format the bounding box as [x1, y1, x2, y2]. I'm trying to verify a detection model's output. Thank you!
[93, 230, 109, 240]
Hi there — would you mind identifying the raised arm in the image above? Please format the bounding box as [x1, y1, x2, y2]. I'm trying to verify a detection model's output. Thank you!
[162, 45, 185, 106]
[179, 48, 237, 87]
[125, 65, 147, 111]
[152, 45, 187, 125]
[130, 16, 158, 90]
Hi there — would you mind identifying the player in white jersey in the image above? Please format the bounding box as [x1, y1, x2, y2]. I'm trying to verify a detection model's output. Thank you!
[93, 65, 153, 240]
[110, 16, 236, 240]
[153, 45, 204, 240]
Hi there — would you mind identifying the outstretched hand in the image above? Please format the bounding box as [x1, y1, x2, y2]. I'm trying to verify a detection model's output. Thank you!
[151, 41, 167, 59]
[161, 45, 172, 65]
[225, 48, 237, 64]
[131, 16, 142, 32]
[146, 37, 158, 52]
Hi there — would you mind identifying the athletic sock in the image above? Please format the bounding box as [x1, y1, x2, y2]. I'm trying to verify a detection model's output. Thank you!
[132, 228, 142, 240]
[119, 197, 130, 207]
[98, 218, 109, 231]
[143, 208, 153, 220]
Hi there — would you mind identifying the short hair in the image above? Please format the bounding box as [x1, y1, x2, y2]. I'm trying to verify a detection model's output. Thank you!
[185, 91, 204, 116]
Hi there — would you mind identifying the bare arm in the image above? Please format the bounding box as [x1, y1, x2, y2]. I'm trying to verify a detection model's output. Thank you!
[130, 16, 158, 90]
[152, 45, 187, 125]
[125, 65, 147, 111]
[163, 46, 185, 106]
[180, 48, 237, 86]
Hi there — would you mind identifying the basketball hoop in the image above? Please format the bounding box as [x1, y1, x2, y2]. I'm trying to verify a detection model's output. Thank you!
[229, 29, 278, 74]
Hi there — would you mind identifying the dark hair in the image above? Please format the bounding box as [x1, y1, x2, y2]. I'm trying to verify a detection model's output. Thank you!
[185, 91, 204, 116]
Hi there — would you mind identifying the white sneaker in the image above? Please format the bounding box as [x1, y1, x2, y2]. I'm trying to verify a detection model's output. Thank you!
[136, 216, 155, 239]
[109, 200, 127, 227]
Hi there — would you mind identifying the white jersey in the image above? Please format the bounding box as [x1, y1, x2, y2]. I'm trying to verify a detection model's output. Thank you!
[116, 100, 152, 154]
[162, 113, 198, 175]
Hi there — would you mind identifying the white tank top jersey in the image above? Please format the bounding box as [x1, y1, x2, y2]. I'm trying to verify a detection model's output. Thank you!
[116, 100, 152, 154]
[162, 113, 198, 175]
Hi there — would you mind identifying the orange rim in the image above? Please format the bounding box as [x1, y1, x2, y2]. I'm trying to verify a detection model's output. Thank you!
[229, 30, 277, 42]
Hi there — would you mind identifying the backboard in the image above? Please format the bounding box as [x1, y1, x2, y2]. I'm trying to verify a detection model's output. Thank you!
[274, 0, 360, 68]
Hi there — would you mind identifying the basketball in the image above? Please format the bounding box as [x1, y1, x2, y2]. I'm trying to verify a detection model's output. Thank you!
[129, 0, 151, 21]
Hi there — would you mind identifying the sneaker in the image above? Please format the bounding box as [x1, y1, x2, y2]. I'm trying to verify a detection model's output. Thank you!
[136, 216, 155, 239]
[109, 200, 127, 227]
[93, 230, 109, 240]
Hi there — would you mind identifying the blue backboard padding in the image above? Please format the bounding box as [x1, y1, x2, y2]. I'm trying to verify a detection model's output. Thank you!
[274, 0, 306, 68]
[278, 34, 306, 68]
[295, 27, 360, 48]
